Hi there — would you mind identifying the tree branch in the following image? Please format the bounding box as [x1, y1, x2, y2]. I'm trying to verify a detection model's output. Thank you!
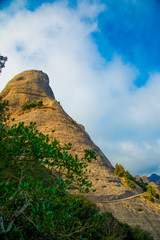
[6, 201, 31, 233]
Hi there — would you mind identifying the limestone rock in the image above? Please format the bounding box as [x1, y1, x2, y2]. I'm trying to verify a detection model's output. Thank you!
[141, 176, 149, 184]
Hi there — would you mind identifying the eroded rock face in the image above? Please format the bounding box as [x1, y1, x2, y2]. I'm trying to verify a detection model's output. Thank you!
[1, 70, 55, 114]
[1, 70, 160, 239]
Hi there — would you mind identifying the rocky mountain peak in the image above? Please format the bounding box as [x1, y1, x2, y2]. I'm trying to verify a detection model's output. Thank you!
[1, 70, 55, 113]
[148, 173, 160, 185]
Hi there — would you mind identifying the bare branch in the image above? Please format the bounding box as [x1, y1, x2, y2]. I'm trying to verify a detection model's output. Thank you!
[5, 201, 31, 233]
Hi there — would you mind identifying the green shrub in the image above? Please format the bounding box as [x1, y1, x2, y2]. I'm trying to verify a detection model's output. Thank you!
[133, 225, 153, 240]
[135, 179, 147, 191]
[147, 192, 154, 202]
[124, 170, 135, 181]
[100, 212, 134, 240]
[137, 206, 142, 212]
[104, 237, 118, 240]
[114, 163, 125, 177]
[125, 178, 135, 189]
[22, 100, 43, 110]
[146, 185, 160, 200]
[114, 164, 136, 189]
[70, 118, 77, 124]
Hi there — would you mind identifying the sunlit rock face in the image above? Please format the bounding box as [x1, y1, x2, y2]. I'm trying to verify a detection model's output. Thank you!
[1, 70, 55, 113]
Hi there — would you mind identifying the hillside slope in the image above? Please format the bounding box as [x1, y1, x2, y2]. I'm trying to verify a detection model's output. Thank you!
[1, 70, 160, 239]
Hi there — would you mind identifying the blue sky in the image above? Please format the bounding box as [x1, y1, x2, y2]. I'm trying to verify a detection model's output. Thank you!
[1, 0, 160, 176]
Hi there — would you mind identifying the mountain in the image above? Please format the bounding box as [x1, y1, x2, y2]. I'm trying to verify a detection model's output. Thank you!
[1, 70, 160, 240]
[135, 175, 149, 184]
[1, 70, 131, 200]
[148, 173, 160, 185]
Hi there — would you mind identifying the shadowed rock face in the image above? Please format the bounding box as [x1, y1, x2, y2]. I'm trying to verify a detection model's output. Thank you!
[1, 70, 160, 239]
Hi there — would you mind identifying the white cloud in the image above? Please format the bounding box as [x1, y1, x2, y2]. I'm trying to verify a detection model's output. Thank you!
[0, 0, 160, 176]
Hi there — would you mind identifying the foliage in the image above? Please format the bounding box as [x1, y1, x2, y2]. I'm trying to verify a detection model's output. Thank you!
[99, 212, 153, 240]
[114, 164, 135, 189]
[104, 237, 118, 240]
[100, 211, 134, 240]
[125, 178, 135, 189]
[0, 97, 9, 122]
[114, 164, 125, 177]
[0, 54, 7, 72]
[0, 98, 154, 240]
[137, 206, 142, 212]
[22, 100, 43, 111]
[124, 170, 135, 181]
[0, 97, 99, 238]
[134, 178, 147, 192]
[146, 185, 160, 201]
[69, 118, 77, 124]
[146, 185, 156, 197]
[132, 226, 154, 240]
[146, 192, 154, 202]
[62, 194, 103, 240]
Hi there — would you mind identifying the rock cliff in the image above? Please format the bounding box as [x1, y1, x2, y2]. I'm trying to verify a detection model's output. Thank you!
[1, 70, 160, 240]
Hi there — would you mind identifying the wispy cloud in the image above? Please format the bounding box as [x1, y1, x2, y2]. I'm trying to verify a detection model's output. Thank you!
[0, 0, 160, 176]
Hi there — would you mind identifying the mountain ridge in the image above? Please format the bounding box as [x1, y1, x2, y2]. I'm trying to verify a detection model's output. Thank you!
[148, 173, 160, 185]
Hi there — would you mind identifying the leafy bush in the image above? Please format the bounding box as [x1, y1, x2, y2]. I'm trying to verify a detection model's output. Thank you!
[137, 206, 143, 212]
[0, 97, 98, 239]
[133, 226, 153, 240]
[145, 185, 160, 201]
[0, 96, 9, 122]
[114, 164, 135, 189]
[70, 118, 77, 124]
[0, 54, 7, 72]
[100, 212, 134, 240]
[124, 170, 135, 181]
[22, 100, 43, 110]
[135, 178, 147, 191]
[114, 163, 125, 177]
[104, 237, 118, 240]
[125, 178, 135, 189]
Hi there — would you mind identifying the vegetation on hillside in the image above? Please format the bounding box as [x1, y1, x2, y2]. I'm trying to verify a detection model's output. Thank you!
[0, 78, 154, 239]
[114, 163, 160, 202]
[146, 185, 160, 201]
[22, 100, 43, 111]
[114, 164, 135, 189]
[0, 54, 7, 72]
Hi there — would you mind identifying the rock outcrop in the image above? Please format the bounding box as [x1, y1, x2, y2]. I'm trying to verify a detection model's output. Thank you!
[1, 70, 55, 115]
[1, 70, 160, 240]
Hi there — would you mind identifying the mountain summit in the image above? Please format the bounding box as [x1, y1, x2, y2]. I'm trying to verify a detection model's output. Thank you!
[1, 70, 55, 114]
[1, 70, 160, 240]
[148, 173, 160, 185]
